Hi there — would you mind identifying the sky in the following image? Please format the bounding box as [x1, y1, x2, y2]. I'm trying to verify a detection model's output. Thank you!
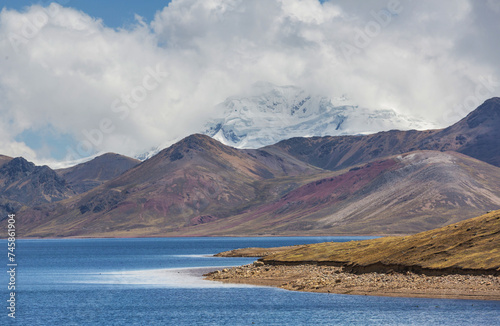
[0, 0, 499, 166]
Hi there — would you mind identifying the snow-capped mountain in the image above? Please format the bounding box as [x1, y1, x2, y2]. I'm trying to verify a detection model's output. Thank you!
[137, 83, 435, 160]
[203, 83, 436, 149]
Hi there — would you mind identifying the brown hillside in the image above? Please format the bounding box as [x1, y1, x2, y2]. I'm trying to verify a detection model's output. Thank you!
[57, 153, 140, 194]
[170, 151, 500, 236]
[0, 155, 12, 167]
[270, 129, 438, 171]
[261, 210, 500, 274]
[15, 134, 326, 237]
[424, 97, 500, 167]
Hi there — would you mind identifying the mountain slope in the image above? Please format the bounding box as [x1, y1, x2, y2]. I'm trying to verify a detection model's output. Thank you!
[169, 151, 500, 236]
[16, 134, 326, 237]
[11, 140, 500, 237]
[269, 129, 438, 171]
[260, 209, 500, 274]
[0, 157, 75, 218]
[57, 153, 140, 193]
[421, 97, 500, 166]
[0, 155, 12, 167]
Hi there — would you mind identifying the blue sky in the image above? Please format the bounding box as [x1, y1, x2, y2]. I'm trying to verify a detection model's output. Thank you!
[1, 0, 173, 28]
[0, 0, 499, 166]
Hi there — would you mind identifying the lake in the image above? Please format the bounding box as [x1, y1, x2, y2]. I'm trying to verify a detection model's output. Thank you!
[1, 237, 499, 325]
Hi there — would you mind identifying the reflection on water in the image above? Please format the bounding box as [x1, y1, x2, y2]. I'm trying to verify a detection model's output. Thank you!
[71, 267, 252, 288]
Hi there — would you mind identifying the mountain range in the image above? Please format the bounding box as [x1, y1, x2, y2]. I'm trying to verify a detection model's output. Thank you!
[0, 97, 499, 238]
[0, 153, 138, 219]
[269, 97, 500, 169]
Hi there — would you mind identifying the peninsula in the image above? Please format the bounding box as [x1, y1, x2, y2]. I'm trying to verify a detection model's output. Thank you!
[205, 210, 500, 300]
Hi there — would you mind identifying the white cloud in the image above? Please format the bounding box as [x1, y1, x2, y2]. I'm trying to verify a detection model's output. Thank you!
[0, 138, 37, 161]
[0, 0, 499, 164]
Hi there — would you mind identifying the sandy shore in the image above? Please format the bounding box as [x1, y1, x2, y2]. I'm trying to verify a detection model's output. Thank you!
[204, 263, 500, 300]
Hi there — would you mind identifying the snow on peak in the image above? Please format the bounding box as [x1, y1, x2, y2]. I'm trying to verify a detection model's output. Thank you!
[203, 83, 435, 149]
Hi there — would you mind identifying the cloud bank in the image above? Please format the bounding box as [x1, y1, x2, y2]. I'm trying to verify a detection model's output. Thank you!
[0, 0, 499, 164]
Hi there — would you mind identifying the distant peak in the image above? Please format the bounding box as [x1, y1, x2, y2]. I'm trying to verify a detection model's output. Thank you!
[96, 152, 122, 158]
[91, 152, 140, 163]
[177, 133, 234, 152]
[483, 97, 500, 104]
[465, 97, 500, 128]
[203, 83, 433, 149]
[2, 157, 35, 172]
[10, 156, 30, 163]
[159, 134, 233, 162]
[0, 157, 61, 181]
[178, 133, 218, 145]
[474, 97, 500, 111]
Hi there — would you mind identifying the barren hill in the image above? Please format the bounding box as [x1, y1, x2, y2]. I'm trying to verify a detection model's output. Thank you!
[260, 210, 500, 275]
[172, 151, 500, 236]
[57, 153, 141, 193]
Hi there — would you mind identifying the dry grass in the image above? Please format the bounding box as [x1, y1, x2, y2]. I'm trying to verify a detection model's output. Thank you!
[260, 210, 500, 272]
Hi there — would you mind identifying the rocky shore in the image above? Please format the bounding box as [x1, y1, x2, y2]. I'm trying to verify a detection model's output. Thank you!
[206, 211, 500, 300]
[204, 262, 500, 300]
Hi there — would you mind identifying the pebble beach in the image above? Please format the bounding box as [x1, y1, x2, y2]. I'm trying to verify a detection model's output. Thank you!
[205, 263, 500, 300]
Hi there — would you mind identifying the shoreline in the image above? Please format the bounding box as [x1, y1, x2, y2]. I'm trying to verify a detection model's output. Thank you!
[204, 263, 500, 301]
[4, 234, 389, 240]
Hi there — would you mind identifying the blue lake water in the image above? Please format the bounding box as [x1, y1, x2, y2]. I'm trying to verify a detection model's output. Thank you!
[1, 237, 499, 325]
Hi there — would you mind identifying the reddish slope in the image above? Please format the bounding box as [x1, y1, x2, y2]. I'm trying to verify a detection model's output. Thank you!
[246, 159, 397, 224]
[174, 151, 500, 236]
